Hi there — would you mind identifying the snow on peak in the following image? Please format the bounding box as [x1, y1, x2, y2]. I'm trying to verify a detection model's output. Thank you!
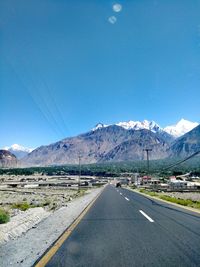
[92, 120, 162, 133]
[164, 119, 199, 138]
[92, 119, 199, 137]
[92, 123, 109, 131]
[4, 144, 34, 153]
[116, 120, 162, 132]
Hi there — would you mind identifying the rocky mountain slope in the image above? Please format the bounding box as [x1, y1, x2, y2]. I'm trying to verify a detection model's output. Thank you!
[22, 125, 172, 166]
[0, 150, 18, 168]
[169, 124, 200, 158]
[20, 119, 200, 167]
[100, 129, 169, 162]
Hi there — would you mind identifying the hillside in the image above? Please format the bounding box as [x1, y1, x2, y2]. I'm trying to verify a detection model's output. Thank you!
[100, 129, 169, 162]
[0, 150, 18, 168]
[21, 120, 200, 167]
[21, 126, 172, 166]
[169, 124, 200, 158]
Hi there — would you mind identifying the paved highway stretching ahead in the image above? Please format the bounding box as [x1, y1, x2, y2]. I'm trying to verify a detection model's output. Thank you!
[43, 185, 200, 267]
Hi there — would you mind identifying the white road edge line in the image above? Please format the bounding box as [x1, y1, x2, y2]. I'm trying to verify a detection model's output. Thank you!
[125, 197, 129, 201]
[139, 210, 154, 222]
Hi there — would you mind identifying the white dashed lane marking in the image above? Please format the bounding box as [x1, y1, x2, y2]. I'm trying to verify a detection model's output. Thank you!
[139, 210, 154, 222]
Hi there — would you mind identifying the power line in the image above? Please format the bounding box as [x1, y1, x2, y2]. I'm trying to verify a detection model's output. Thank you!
[7, 58, 61, 137]
[164, 150, 200, 171]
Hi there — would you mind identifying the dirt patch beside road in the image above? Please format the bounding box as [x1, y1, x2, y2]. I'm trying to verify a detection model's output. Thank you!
[0, 187, 80, 213]
[0, 187, 104, 267]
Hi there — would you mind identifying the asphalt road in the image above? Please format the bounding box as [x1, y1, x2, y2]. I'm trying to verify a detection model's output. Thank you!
[45, 185, 200, 267]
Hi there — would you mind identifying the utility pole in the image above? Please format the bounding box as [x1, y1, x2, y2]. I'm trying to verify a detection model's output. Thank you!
[143, 148, 152, 176]
[78, 153, 81, 192]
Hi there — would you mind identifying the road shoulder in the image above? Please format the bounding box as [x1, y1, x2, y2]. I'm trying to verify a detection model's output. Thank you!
[126, 187, 200, 215]
[0, 187, 104, 267]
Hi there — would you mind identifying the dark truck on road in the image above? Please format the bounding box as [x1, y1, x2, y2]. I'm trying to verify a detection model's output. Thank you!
[116, 182, 121, 188]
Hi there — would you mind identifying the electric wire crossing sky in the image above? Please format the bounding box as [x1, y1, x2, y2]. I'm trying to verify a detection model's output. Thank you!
[0, 0, 200, 148]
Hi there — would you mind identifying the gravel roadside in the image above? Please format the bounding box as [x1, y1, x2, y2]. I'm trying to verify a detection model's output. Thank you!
[0, 186, 104, 267]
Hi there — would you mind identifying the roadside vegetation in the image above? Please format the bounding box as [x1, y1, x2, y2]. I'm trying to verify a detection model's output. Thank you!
[139, 189, 200, 210]
[76, 189, 87, 197]
[12, 202, 34, 211]
[0, 188, 89, 219]
[0, 208, 10, 224]
[1, 158, 200, 177]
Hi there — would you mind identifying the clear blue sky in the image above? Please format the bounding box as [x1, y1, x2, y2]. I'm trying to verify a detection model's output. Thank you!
[0, 0, 200, 148]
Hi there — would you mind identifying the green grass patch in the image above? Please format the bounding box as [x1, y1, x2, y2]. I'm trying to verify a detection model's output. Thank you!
[0, 208, 10, 224]
[139, 189, 145, 193]
[139, 189, 200, 210]
[76, 189, 87, 197]
[12, 202, 32, 211]
[139, 189, 158, 197]
[159, 195, 200, 209]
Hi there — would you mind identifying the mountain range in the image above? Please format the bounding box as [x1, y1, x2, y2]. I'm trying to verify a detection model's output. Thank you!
[3, 144, 34, 159]
[93, 119, 198, 137]
[19, 118, 199, 167]
[169, 124, 200, 158]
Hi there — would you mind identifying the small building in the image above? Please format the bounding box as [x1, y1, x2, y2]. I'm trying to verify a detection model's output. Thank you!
[149, 179, 161, 186]
[169, 180, 187, 189]
[141, 176, 151, 185]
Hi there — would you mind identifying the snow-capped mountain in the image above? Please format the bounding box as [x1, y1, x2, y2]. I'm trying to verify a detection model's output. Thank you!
[169, 124, 200, 158]
[116, 120, 162, 132]
[164, 119, 199, 138]
[21, 118, 199, 166]
[92, 119, 199, 138]
[92, 123, 109, 131]
[92, 120, 162, 133]
[3, 144, 34, 159]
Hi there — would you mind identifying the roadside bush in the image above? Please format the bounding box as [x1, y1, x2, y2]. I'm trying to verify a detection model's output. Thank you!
[0, 208, 10, 224]
[192, 202, 200, 209]
[12, 202, 31, 211]
[139, 189, 200, 210]
[130, 185, 136, 189]
[139, 189, 145, 193]
[148, 191, 158, 197]
[159, 195, 200, 209]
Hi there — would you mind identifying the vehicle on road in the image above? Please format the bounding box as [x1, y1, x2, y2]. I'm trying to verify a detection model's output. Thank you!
[116, 182, 121, 188]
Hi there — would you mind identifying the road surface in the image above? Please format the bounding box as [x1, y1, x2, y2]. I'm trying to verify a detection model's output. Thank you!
[42, 185, 200, 267]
